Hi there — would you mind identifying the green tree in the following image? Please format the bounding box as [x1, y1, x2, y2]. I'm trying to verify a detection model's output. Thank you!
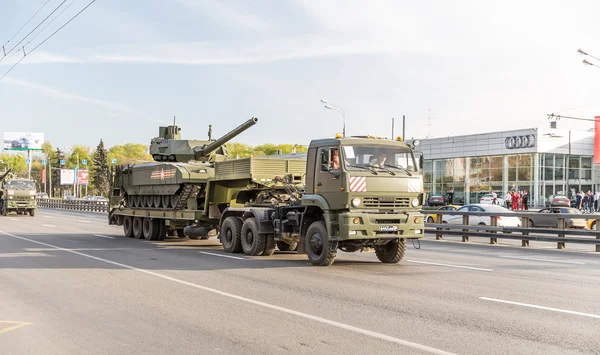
[92, 139, 110, 196]
[108, 143, 152, 164]
[0, 153, 27, 176]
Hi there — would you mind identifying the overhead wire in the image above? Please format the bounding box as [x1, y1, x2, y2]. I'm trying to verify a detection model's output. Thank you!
[0, 0, 96, 82]
[1, 0, 52, 49]
[0, 0, 68, 63]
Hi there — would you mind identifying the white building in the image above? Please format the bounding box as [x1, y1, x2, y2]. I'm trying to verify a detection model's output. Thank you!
[414, 126, 598, 207]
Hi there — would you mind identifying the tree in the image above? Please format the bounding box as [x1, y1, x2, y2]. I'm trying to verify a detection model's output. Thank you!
[92, 139, 110, 196]
[0, 153, 27, 176]
[108, 143, 152, 164]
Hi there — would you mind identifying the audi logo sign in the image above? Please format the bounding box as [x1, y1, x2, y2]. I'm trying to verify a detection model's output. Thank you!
[505, 135, 535, 149]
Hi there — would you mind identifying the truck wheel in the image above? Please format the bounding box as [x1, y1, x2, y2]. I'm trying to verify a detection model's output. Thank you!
[241, 218, 265, 256]
[29, 209, 35, 217]
[221, 217, 243, 253]
[143, 218, 160, 240]
[156, 220, 167, 241]
[123, 216, 134, 238]
[262, 234, 276, 256]
[305, 221, 336, 266]
[133, 217, 144, 239]
[375, 238, 406, 264]
[276, 241, 298, 252]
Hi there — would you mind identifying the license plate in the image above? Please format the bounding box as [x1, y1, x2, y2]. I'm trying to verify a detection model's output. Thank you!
[379, 225, 398, 232]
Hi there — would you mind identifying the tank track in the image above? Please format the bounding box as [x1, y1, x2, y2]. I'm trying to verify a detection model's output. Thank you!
[173, 184, 200, 210]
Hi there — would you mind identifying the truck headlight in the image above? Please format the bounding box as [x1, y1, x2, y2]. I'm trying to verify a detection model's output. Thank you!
[411, 198, 419, 207]
[351, 198, 361, 207]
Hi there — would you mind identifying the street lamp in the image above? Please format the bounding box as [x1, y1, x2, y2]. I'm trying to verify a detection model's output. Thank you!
[321, 99, 346, 137]
[578, 48, 600, 68]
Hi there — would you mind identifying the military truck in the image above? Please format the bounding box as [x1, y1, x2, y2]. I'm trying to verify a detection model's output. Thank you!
[0, 170, 38, 217]
[216, 134, 425, 265]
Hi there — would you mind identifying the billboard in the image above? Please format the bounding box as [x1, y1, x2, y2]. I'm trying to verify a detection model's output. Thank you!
[60, 169, 75, 185]
[78, 170, 89, 185]
[3, 132, 44, 151]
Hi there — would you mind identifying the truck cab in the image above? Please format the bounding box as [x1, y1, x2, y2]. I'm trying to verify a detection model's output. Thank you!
[1, 178, 37, 217]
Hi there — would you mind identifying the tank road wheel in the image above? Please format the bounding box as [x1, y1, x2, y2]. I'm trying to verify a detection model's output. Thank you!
[375, 238, 406, 264]
[241, 217, 266, 256]
[123, 216, 134, 238]
[162, 195, 170, 208]
[262, 234, 276, 256]
[305, 221, 337, 266]
[143, 218, 160, 241]
[153, 195, 161, 208]
[170, 195, 179, 209]
[133, 217, 144, 239]
[276, 241, 298, 252]
[136, 195, 143, 208]
[29, 209, 35, 217]
[221, 217, 243, 253]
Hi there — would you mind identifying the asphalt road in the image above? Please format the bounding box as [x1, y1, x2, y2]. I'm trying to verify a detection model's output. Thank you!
[1, 208, 599, 355]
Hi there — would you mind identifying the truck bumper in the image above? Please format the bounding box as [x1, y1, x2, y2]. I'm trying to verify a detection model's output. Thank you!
[7, 202, 36, 210]
[336, 211, 425, 240]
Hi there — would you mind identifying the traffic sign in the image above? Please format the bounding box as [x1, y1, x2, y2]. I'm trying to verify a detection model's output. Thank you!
[82, 159, 87, 165]
[26, 159, 31, 164]
[42, 159, 47, 165]
[111, 158, 117, 164]
[60, 159, 65, 165]
[74, 167, 78, 183]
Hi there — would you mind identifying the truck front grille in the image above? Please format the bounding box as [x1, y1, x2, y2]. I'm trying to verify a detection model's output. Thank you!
[363, 197, 410, 208]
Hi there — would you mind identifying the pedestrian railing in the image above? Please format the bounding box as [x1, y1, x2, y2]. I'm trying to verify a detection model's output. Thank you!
[38, 198, 109, 213]
[421, 209, 600, 252]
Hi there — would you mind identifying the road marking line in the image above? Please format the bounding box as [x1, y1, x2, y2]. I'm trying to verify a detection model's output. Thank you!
[480, 297, 600, 319]
[407, 260, 493, 272]
[0, 321, 33, 334]
[7, 217, 17, 221]
[78, 220, 92, 224]
[41, 224, 55, 228]
[43, 216, 53, 219]
[199, 251, 247, 260]
[497, 255, 585, 265]
[93, 234, 115, 239]
[0, 231, 456, 355]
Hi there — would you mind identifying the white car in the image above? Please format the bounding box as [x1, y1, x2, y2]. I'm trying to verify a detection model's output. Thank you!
[479, 194, 505, 206]
[442, 204, 521, 227]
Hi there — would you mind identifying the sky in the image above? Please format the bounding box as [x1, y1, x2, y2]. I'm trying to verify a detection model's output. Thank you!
[1, 0, 600, 152]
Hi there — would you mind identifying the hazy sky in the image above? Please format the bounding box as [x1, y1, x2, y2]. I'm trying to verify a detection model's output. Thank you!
[1, 0, 600, 151]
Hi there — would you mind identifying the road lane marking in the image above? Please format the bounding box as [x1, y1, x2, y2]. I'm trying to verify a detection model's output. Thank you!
[7, 217, 17, 221]
[93, 234, 115, 239]
[497, 255, 585, 265]
[41, 224, 55, 228]
[0, 231, 456, 355]
[43, 216, 53, 219]
[407, 260, 493, 272]
[0, 321, 33, 334]
[78, 220, 92, 224]
[480, 297, 600, 319]
[199, 251, 247, 260]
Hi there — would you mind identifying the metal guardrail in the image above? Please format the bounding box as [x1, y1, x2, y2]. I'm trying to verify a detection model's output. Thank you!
[38, 198, 109, 213]
[421, 209, 600, 252]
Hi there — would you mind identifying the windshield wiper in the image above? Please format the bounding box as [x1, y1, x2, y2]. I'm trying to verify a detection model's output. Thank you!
[346, 164, 378, 175]
[383, 164, 412, 176]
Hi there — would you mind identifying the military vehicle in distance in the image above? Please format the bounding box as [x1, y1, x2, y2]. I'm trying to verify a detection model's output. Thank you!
[0, 169, 37, 217]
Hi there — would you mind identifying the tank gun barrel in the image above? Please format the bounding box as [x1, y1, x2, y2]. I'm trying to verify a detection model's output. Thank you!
[194, 117, 259, 159]
[0, 168, 13, 182]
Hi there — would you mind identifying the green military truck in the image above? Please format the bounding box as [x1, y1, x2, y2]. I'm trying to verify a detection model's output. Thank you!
[0, 169, 38, 217]
[217, 134, 425, 266]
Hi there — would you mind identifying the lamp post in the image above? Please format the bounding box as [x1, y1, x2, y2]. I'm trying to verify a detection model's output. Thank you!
[578, 48, 600, 69]
[64, 146, 79, 198]
[321, 99, 346, 137]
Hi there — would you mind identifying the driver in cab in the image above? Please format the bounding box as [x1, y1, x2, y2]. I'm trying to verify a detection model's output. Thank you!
[369, 152, 387, 168]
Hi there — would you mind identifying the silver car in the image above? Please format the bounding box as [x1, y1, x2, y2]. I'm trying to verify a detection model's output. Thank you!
[528, 207, 586, 229]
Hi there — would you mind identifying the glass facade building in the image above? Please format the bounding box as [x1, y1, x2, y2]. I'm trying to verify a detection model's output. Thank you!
[415, 127, 599, 207]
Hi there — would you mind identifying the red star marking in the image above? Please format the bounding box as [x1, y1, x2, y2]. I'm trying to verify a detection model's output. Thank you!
[160, 169, 165, 180]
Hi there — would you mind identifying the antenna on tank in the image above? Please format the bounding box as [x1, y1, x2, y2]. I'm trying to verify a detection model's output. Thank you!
[208, 125, 213, 140]
[173, 115, 176, 126]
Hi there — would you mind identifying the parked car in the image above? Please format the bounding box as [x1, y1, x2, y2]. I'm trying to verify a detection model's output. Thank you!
[442, 204, 520, 227]
[428, 193, 447, 206]
[527, 207, 586, 229]
[479, 193, 505, 206]
[91, 196, 107, 201]
[35, 193, 49, 199]
[546, 195, 570, 207]
[587, 214, 600, 230]
[425, 205, 459, 223]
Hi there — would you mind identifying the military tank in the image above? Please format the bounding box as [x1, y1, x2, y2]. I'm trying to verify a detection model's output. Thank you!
[114, 117, 259, 211]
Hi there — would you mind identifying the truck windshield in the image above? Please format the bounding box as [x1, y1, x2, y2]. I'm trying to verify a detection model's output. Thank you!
[8, 180, 35, 189]
[342, 145, 417, 173]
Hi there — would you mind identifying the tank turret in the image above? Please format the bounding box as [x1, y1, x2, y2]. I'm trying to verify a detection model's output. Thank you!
[149, 117, 259, 163]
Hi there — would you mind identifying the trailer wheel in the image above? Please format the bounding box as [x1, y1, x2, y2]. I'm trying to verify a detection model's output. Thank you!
[241, 218, 265, 256]
[143, 218, 160, 240]
[133, 217, 144, 239]
[221, 216, 243, 253]
[29, 209, 35, 217]
[276, 241, 298, 252]
[305, 221, 336, 266]
[375, 238, 406, 264]
[262, 234, 276, 256]
[123, 216, 134, 238]
[156, 220, 166, 241]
